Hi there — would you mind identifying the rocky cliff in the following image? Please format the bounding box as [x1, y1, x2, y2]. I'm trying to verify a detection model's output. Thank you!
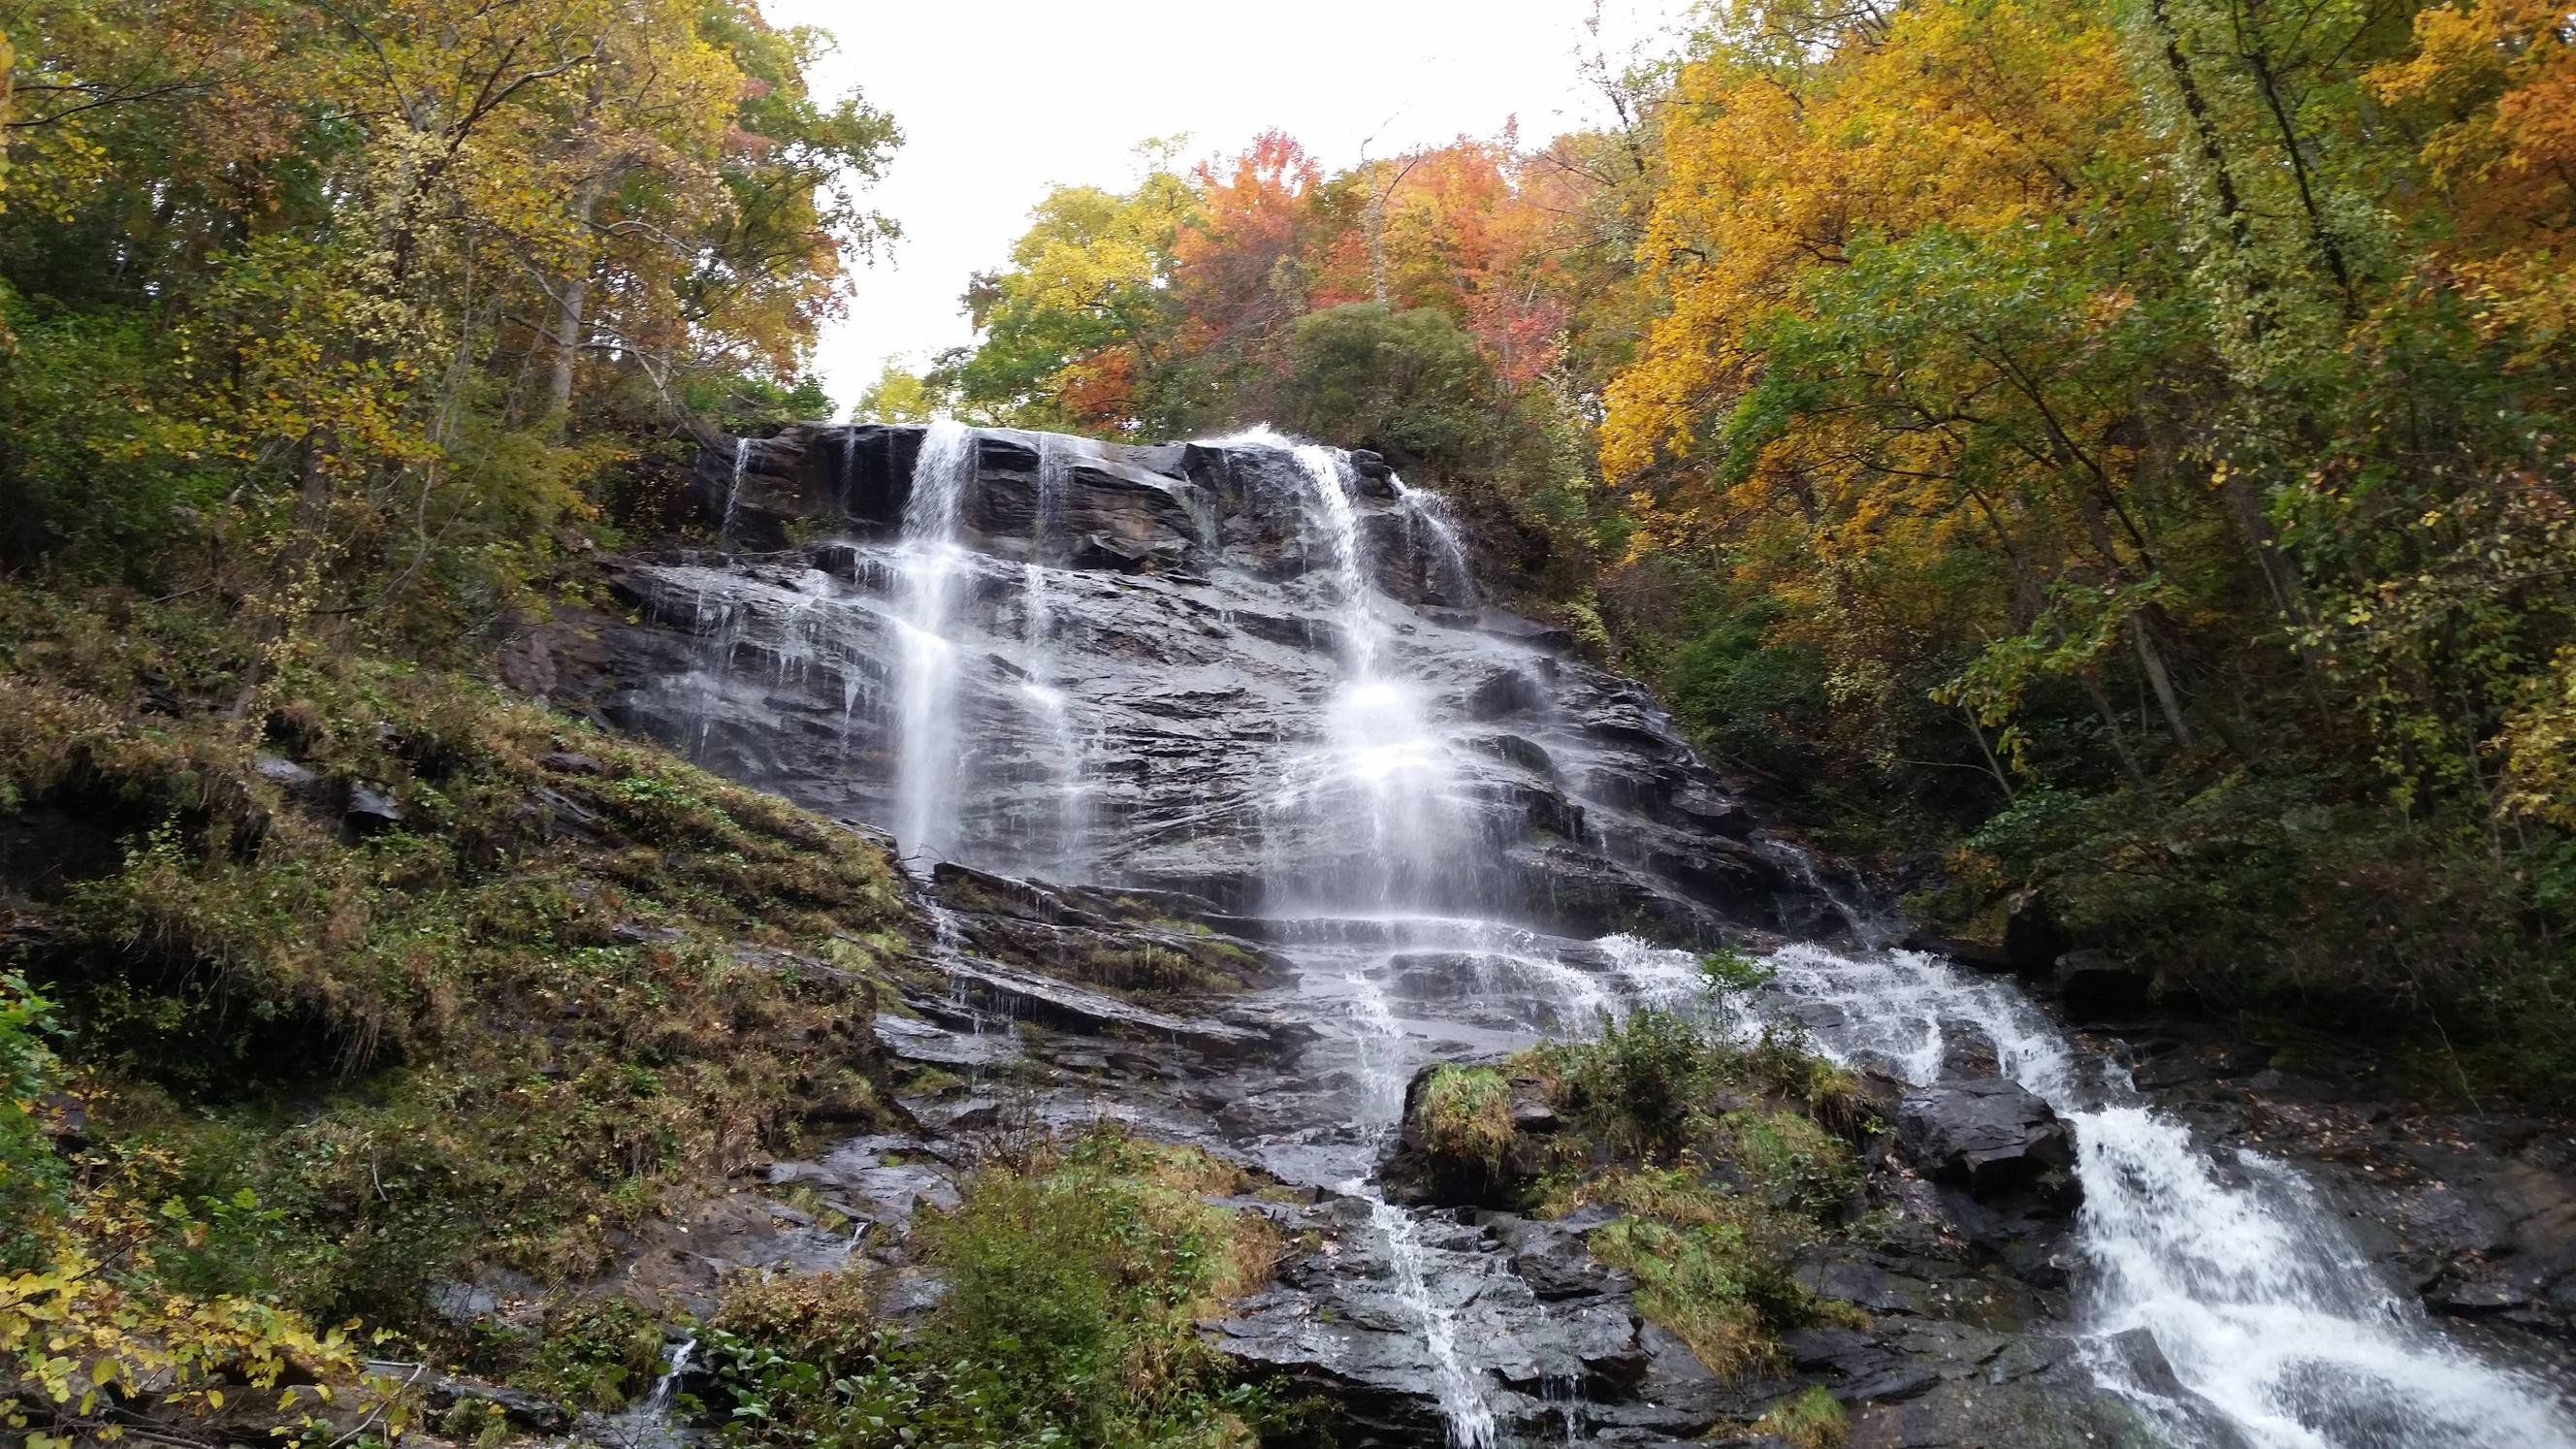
[499, 420, 2576, 1449]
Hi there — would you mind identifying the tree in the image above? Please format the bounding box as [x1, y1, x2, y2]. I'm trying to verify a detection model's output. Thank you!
[1278, 303, 1500, 467]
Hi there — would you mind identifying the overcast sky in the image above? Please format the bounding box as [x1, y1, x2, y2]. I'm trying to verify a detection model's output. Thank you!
[758, 0, 1696, 412]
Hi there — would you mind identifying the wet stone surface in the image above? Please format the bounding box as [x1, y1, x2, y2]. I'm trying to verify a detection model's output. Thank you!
[535, 422, 2576, 1449]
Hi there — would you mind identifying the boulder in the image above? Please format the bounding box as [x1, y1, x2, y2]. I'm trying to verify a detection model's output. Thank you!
[1896, 1079, 2078, 1208]
[2000, 888, 2068, 977]
[343, 781, 403, 836]
[2049, 950, 2153, 1022]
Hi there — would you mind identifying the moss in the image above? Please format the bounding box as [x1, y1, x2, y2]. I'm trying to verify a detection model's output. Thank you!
[1417, 1063, 1514, 1170]
[1067, 941, 1236, 994]
[0, 587, 920, 1343]
[1756, 1385, 1851, 1449]
[1518, 1010, 1874, 1382]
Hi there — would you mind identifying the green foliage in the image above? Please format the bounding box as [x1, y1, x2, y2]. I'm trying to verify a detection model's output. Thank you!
[1756, 1385, 1851, 1449]
[1518, 1010, 1873, 1381]
[522, 1299, 669, 1410]
[1698, 946, 1778, 1003]
[693, 1126, 1282, 1447]
[1936, 775, 2576, 1099]
[1416, 1064, 1514, 1171]
[1575, 0, 2576, 1103]
[1660, 601, 1829, 778]
[0, 588, 913, 1340]
[0, 970, 66, 1265]
[1277, 304, 1500, 467]
[0, 0, 897, 662]
[1530, 1008, 1716, 1160]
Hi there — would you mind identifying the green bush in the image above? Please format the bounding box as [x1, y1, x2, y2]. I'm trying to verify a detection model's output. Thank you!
[694, 1126, 1284, 1448]
[1533, 1008, 1716, 1160]
[1278, 303, 1501, 467]
[1416, 1064, 1514, 1171]
[1755, 1385, 1850, 1449]
[0, 969, 65, 1267]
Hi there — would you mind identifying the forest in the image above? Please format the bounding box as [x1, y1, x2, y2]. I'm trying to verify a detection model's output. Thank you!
[1, 0, 2573, 1443]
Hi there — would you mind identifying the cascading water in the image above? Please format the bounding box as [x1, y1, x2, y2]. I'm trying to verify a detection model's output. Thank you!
[892, 420, 976, 864]
[1394, 474, 1479, 608]
[1743, 941, 2576, 1448]
[619, 419, 2576, 1448]
[719, 437, 751, 549]
[1016, 435, 1088, 873]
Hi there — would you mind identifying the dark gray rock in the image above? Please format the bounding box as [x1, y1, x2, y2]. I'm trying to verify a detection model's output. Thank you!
[2051, 950, 2153, 1021]
[343, 780, 403, 835]
[253, 754, 322, 792]
[1896, 1079, 2078, 1208]
[2001, 888, 2068, 977]
[362, 1365, 571, 1433]
[574, 424, 1778, 939]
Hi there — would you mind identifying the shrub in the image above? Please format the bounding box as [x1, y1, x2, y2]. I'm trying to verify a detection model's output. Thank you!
[0, 970, 65, 1267]
[1756, 1385, 1850, 1449]
[1416, 1064, 1514, 1171]
[694, 1124, 1283, 1448]
[1531, 1008, 1716, 1160]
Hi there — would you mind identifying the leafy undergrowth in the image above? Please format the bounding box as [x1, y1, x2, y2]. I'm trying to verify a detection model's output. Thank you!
[1418, 1063, 1514, 1171]
[692, 1124, 1289, 1447]
[1518, 1008, 1878, 1382]
[0, 587, 921, 1440]
[1755, 1384, 1852, 1448]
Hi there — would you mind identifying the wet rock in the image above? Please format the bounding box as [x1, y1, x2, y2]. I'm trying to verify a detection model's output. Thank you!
[2001, 888, 2068, 977]
[253, 754, 323, 793]
[369, 1367, 570, 1433]
[1895, 1079, 2078, 1208]
[616, 1188, 861, 1315]
[343, 781, 403, 835]
[539, 750, 606, 775]
[1901, 930, 2012, 974]
[2050, 950, 2153, 1022]
[1467, 666, 1546, 719]
[2431, 1274, 2534, 1315]
[1380, 1064, 1555, 1208]
[1494, 1213, 1632, 1300]
[422, 1269, 544, 1334]
[872, 1011, 1020, 1070]
[573, 424, 1791, 940]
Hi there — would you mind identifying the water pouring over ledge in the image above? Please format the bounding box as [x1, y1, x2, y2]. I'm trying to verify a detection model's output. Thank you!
[587, 419, 2576, 1448]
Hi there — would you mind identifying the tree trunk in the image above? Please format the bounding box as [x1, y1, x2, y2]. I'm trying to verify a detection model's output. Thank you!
[2081, 670, 2153, 789]
[545, 173, 604, 431]
[2130, 610, 2195, 752]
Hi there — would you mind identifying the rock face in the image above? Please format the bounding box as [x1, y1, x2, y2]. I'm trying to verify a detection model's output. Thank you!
[549, 421, 1782, 940]
[1895, 1079, 2078, 1205]
[538, 421, 2576, 1449]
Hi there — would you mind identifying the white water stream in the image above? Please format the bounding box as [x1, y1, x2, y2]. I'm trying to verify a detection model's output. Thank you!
[891, 420, 976, 863]
[1756, 939, 2574, 1448]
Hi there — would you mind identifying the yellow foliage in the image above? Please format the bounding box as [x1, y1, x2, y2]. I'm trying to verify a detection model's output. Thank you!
[1, 1159, 392, 1444]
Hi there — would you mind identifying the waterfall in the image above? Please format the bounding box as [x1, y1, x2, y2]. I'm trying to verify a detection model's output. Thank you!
[1018, 434, 1087, 873]
[623, 420, 2574, 1447]
[719, 437, 751, 548]
[1743, 941, 2576, 1449]
[1393, 474, 1478, 608]
[891, 420, 976, 865]
[1339, 967, 1501, 1449]
[1256, 436, 1480, 914]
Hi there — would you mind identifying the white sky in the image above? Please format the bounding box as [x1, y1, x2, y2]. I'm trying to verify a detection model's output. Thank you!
[759, 0, 1697, 412]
